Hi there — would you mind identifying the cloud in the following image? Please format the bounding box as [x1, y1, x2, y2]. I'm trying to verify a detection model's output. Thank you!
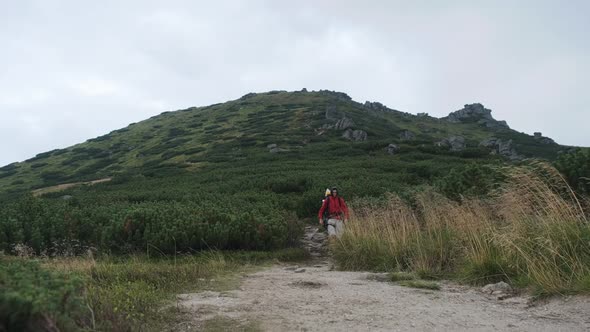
[70, 78, 123, 97]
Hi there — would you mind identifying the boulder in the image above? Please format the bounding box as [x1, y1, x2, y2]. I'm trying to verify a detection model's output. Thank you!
[445, 103, 509, 130]
[497, 139, 521, 161]
[446, 103, 493, 123]
[399, 130, 415, 141]
[437, 136, 466, 151]
[479, 137, 498, 148]
[364, 101, 388, 111]
[342, 129, 368, 141]
[533, 132, 556, 144]
[386, 144, 400, 155]
[481, 281, 513, 295]
[267, 143, 289, 153]
[334, 117, 355, 130]
[448, 136, 466, 151]
[480, 138, 523, 161]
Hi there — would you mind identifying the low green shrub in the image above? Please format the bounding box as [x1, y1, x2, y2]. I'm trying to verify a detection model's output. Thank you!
[0, 258, 88, 331]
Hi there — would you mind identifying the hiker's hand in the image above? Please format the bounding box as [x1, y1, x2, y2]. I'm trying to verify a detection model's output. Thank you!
[319, 219, 324, 226]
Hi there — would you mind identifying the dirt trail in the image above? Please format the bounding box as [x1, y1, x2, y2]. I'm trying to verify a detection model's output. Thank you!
[176, 226, 590, 331]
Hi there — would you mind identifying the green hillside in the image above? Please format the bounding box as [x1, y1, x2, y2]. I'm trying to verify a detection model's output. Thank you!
[0, 90, 565, 193]
[0, 89, 576, 254]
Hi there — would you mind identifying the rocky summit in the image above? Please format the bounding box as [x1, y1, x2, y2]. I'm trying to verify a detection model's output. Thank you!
[445, 103, 510, 130]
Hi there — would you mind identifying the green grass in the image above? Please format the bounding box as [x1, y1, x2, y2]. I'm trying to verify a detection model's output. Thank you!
[398, 280, 441, 290]
[1, 248, 307, 331]
[389, 271, 418, 282]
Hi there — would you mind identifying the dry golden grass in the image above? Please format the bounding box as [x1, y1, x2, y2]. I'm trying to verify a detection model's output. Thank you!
[333, 163, 590, 294]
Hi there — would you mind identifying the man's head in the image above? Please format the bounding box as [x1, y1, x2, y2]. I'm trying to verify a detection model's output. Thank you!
[331, 187, 338, 197]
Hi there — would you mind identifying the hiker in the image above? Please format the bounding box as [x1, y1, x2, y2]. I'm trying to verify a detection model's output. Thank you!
[318, 187, 349, 237]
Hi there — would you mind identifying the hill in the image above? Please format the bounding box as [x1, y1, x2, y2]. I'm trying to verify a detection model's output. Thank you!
[0, 89, 581, 254]
[0, 89, 568, 194]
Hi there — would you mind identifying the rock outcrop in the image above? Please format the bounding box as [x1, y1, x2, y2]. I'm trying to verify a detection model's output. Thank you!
[267, 143, 289, 153]
[334, 117, 355, 130]
[533, 132, 556, 145]
[479, 138, 522, 161]
[364, 101, 388, 112]
[363, 101, 402, 113]
[436, 136, 466, 152]
[343, 129, 368, 141]
[445, 103, 509, 130]
[321, 107, 368, 141]
[319, 90, 352, 101]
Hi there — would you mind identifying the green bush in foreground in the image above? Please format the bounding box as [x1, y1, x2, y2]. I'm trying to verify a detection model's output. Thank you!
[1, 249, 308, 331]
[0, 258, 88, 331]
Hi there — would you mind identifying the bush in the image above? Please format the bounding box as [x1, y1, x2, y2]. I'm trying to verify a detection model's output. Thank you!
[0, 258, 88, 331]
[555, 148, 590, 195]
[436, 163, 505, 200]
[0, 192, 298, 254]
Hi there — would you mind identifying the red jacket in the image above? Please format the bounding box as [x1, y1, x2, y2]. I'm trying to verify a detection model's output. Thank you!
[318, 196, 349, 220]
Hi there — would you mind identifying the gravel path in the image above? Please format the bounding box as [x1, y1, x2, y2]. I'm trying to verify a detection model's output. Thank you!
[176, 226, 590, 331]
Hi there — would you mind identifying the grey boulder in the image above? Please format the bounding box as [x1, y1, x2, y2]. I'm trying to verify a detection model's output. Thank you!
[342, 129, 368, 141]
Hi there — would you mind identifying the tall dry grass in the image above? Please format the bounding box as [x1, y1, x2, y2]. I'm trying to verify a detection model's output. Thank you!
[332, 163, 590, 294]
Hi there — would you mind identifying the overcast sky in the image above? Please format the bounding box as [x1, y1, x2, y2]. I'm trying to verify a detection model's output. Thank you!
[1, 0, 589, 166]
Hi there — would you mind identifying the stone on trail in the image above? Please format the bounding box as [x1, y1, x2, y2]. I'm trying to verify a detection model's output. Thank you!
[294, 268, 306, 273]
[481, 281, 513, 295]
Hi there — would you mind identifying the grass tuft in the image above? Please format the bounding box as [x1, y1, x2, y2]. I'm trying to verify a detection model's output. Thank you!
[389, 271, 417, 282]
[398, 280, 441, 290]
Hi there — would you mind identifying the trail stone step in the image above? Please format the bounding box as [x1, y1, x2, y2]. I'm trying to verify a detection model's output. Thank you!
[302, 225, 328, 260]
